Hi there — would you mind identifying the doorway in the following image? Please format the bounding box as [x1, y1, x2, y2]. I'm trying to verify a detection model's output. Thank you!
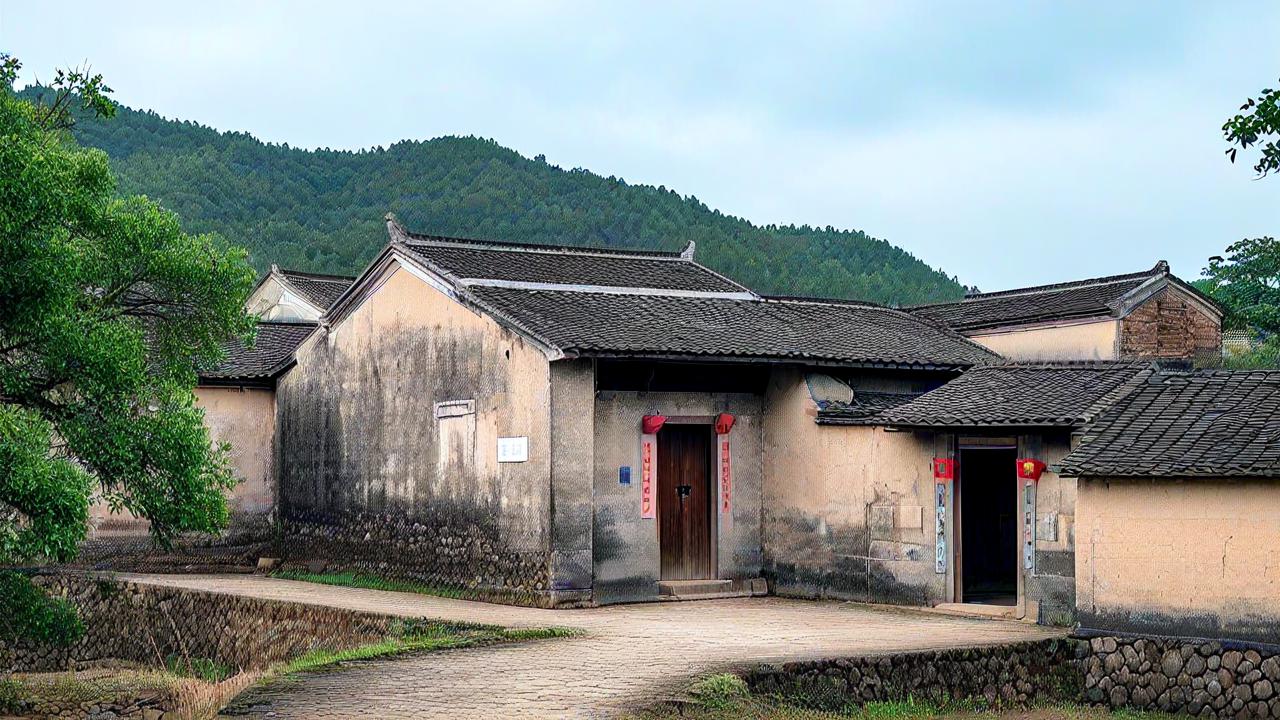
[956, 447, 1018, 605]
[657, 423, 715, 580]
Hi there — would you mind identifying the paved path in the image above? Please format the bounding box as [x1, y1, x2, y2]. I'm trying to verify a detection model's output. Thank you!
[121, 574, 1065, 719]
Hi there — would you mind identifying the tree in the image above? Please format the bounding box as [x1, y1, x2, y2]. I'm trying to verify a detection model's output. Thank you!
[0, 56, 256, 643]
[1202, 236, 1280, 367]
[1223, 80, 1280, 178]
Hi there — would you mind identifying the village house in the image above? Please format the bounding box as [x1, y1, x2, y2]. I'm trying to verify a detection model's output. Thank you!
[910, 262, 1222, 362]
[1056, 369, 1280, 645]
[268, 217, 996, 606]
[84, 216, 1278, 652]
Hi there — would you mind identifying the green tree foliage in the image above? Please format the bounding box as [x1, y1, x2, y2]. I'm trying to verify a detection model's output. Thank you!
[0, 56, 256, 642]
[28, 91, 965, 306]
[1201, 237, 1280, 367]
[1223, 79, 1280, 178]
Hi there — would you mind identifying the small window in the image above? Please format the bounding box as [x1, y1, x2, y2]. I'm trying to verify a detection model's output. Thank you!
[434, 399, 475, 419]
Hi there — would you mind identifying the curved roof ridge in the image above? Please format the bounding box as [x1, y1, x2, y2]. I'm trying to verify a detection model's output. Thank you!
[957, 260, 1167, 302]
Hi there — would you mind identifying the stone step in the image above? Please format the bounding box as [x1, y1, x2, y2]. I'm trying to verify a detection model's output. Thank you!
[929, 602, 1021, 620]
[658, 577, 768, 600]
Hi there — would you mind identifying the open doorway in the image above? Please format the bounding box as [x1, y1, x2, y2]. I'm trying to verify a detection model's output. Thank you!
[956, 447, 1018, 606]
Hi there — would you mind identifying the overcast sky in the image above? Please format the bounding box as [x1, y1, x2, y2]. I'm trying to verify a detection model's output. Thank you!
[3, 1, 1278, 290]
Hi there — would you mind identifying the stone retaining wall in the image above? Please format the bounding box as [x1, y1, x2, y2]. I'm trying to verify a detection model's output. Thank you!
[1084, 635, 1280, 718]
[3, 574, 404, 673]
[742, 639, 1083, 709]
[277, 510, 553, 607]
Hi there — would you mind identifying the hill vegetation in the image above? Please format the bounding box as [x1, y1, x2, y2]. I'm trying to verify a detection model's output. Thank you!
[37, 90, 966, 305]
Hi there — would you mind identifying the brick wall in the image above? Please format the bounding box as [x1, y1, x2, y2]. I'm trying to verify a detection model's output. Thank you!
[1119, 286, 1220, 360]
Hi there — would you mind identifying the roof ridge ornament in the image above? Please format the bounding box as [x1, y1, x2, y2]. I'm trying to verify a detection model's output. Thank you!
[385, 212, 411, 246]
[680, 240, 696, 260]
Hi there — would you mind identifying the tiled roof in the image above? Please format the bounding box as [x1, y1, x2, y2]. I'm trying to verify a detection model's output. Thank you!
[200, 321, 317, 381]
[909, 262, 1169, 332]
[816, 391, 925, 425]
[873, 361, 1153, 428]
[277, 269, 356, 310]
[1056, 370, 1280, 478]
[466, 287, 999, 368]
[396, 232, 748, 294]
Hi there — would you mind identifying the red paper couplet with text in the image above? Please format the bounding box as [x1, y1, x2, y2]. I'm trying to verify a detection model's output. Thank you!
[719, 438, 732, 517]
[640, 435, 656, 519]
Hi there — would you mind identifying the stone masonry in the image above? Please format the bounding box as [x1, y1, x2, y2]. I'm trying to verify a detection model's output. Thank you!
[4, 574, 408, 673]
[743, 639, 1083, 710]
[1084, 635, 1280, 718]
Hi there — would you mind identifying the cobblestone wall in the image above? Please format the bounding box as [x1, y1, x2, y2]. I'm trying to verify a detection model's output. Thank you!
[1084, 635, 1280, 718]
[742, 639, 1084, 709]
[3, 574, 400, 673]
[277, 510, 553, 606]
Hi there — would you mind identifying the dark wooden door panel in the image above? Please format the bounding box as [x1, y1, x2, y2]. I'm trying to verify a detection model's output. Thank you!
[658, 424, 714, 580]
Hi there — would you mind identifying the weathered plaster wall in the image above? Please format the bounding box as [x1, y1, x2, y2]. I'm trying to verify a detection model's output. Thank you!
[1119, 285, 1221, 360]
[549, 359, 595, 604]
[592, 391, 764, 604]
[198, 386, 278, 518]
[246, 274, 320, 321]
[1017, 433, 1076, 624]
[1076, 477, 1280, 643]
[80, 384, 277, 550]
[967, 319, 1119, 361]
[276, 263, 555, 602]
[763, 368, 945, 605]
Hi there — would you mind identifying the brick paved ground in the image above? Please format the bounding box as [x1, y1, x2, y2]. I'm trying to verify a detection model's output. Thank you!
[121, 574, 1065, 719]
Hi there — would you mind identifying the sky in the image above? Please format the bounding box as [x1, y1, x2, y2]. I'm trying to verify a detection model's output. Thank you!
[3, 1, 1278, 291]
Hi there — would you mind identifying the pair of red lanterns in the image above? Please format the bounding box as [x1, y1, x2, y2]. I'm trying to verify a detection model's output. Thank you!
[932, 457, 1046, 481]
[641, 413, 735, 435]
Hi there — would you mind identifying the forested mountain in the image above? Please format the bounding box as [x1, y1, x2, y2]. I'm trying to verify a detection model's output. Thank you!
[41, 90, 966, 305]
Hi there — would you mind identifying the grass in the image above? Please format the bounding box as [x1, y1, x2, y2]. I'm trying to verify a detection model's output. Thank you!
[273, 621, 578, 678]
[270, 569, 470, 599]
[164, 654, 237, 683]
[4, 615, 578, 717]
[625, 676, 1186, 720]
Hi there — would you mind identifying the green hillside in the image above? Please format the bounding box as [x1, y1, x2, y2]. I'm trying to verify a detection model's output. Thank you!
[45, 92, 965, 305]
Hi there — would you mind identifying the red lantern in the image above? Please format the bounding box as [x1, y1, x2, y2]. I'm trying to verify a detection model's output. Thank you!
[714, 413, 735, 435]
[642, 414, 667, 435]
[933, 458, 954, 480]
[1016, 458, 1046, 481]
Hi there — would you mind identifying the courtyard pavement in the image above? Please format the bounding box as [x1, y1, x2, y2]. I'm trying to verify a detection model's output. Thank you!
[121, 573, 1065, 719]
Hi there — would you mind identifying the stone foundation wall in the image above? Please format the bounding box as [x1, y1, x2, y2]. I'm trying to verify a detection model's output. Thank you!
[1084, 635, 1280, 718]
[743, 639, 1083, 709]
[3, 574, 403, 673]
[277, 510, 553, 607]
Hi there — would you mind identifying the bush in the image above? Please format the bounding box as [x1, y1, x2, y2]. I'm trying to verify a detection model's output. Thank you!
[689, 673, 749, 709]
[0, 572, 84, 646]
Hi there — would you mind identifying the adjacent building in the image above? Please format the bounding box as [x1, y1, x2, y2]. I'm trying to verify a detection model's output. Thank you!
[1057, 370, 1280, 644]
[910, 262, 1222, 362]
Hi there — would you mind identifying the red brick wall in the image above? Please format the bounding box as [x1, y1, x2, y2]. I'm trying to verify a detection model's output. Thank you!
[1118, 286, 1221, 360]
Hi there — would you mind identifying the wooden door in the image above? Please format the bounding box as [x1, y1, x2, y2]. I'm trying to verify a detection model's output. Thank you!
[658, 424, 714, 580]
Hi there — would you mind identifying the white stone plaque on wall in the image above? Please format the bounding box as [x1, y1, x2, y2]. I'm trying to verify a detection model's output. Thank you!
[497, 436, 529, 463]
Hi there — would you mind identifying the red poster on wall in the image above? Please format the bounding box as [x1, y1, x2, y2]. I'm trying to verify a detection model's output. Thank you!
[719, 438, 732, 517]
[640, 435, 656, 519]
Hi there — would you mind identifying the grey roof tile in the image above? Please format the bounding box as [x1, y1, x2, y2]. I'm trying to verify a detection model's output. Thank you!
[909, 262, 1168, 331]
[400, 236, 746, 293]
[873, 361, 1152, 427]
[278, 269, 356, 309]
[466, 288, 998, 368]
[200, 321, 316, 381]
[816, 391, 926, 425]
[1056, 370, 1280, 478]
